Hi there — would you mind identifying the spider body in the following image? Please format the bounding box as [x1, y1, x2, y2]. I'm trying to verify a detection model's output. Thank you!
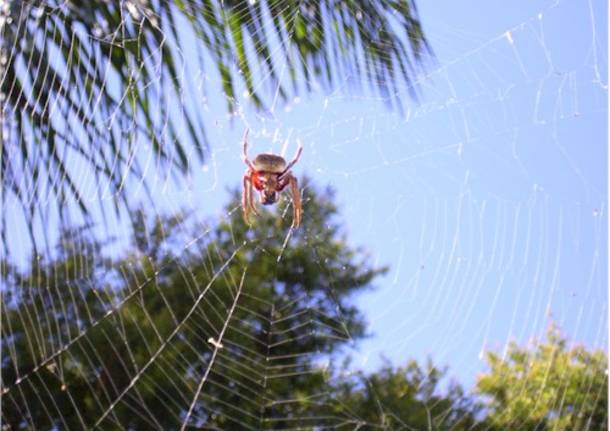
[242, 129, 302, 226]
[253, 154, 287, 173]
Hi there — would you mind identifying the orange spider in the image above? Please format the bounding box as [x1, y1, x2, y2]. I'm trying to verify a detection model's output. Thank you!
[242, 129, 303, 227]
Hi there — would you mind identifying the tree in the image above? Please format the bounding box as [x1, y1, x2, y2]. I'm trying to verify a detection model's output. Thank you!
[327, 359, 483, 430]
[0, 0, 431, 246]
[476, 324, 608, 431]
[2, 181, 390, 429]
[7, 181, 605, 430]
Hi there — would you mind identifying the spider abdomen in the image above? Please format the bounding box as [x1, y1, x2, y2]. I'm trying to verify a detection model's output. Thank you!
[253, 154, 287, 173]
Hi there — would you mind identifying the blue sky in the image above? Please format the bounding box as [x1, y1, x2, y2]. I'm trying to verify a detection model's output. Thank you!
[164, 0, 607, 385]
[5, 0, 608, 388]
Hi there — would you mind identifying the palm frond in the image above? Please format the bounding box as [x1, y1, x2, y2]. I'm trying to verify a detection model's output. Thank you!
[0, 0, 430, 250]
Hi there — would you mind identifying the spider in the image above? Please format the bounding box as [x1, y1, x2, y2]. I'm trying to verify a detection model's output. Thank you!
[242, 129, 303, 227]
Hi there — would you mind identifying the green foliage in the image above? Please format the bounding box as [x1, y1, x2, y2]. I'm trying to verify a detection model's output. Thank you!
[476, 324, 608, 431]
[3, 182, 606, 429]
[1, 181, 387, 429]
[0, 0, 431, 244]
[327, 359, 482, 430]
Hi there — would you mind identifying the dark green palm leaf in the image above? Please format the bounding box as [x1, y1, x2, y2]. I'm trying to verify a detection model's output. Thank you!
[0, 0, 430, 248]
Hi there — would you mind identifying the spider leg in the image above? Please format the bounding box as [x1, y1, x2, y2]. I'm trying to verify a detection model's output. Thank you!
[279, 145, 303, 180]
[242, 174, 252, 225]
[281, 173, 301, 227]
[248, 174, 259, 215]
[242, 128, 256, 171]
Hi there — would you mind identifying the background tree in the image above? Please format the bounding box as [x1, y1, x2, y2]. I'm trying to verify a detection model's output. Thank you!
[4, 180, 607, 429]
[2, 181, 392, 428]
[327, 359, 483, 430]
[476, 324, 608, 431]
[0, 0, 431, 249]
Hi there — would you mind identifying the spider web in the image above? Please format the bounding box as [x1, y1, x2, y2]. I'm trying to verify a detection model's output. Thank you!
[1, 0, 608, 429]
